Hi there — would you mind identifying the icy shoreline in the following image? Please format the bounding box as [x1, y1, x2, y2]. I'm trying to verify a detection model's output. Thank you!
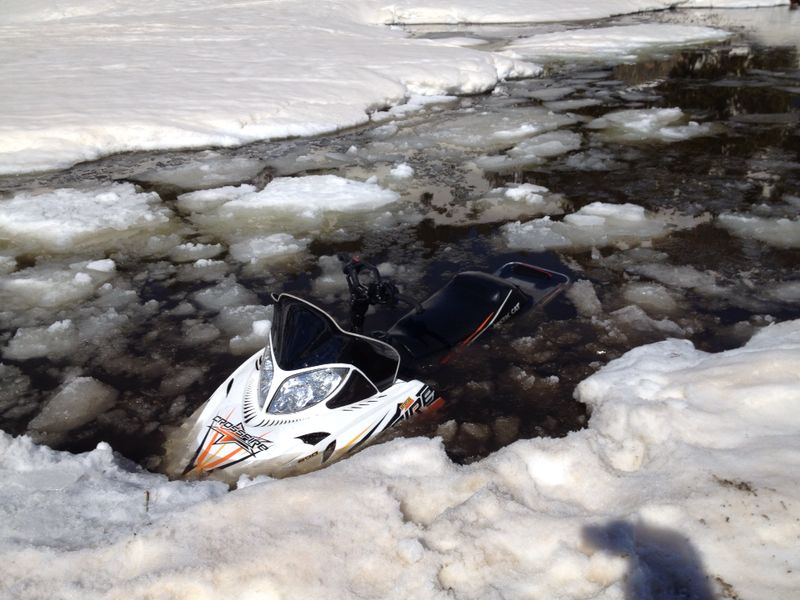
[2, 319, 799, 598]
[0, 0, 765, 176]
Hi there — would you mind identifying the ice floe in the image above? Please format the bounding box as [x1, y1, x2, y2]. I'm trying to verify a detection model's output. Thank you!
[476, 130, 583, 171]
[228, 234, 310, 265]
[566, 279, 604, 317]
[168, 242, 225, 264]
[3, 320, 80, 361]
[0, 0, 543, 175]
[586, 108, 718, 143]
[0, 260, 118, 310]
[718, 214, 800, 248]
[132, 154, 266, 191]
[502, 202, 705, 252]
[622, 281, 680, 315]
[418, 108, 578, 151]
[175, 175, 400, 262]
[389, 163, 415, 179]
[0, 184, 172, 255]
[191, 277, 260, 312]
[503, 24, 730, 63]
[623, 262, 728, 297]
[466, 183, 565, 224]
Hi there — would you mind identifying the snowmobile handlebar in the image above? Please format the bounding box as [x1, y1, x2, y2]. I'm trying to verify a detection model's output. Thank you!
[340, 255, 421, 332]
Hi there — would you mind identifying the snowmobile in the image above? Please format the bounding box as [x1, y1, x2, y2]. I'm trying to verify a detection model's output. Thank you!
[173, 257, 569, 480]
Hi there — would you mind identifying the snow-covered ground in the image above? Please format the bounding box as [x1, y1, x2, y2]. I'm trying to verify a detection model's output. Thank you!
[2, 320, 799, 598]
[1, 0, 799, 598]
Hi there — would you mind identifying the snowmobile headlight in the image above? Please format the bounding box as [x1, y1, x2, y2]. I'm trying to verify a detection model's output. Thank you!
[257, 343, 275, 409]
[268, 367, 348, 415]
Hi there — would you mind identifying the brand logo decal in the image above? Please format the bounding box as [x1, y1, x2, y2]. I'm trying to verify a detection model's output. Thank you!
[209, 416, 270, 452]
[389, 386, 437, 427]
[185, 415, 271, 474]
[495, 301, 521, 327]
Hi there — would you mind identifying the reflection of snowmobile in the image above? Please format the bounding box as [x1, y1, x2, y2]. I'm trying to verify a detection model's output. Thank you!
[173, 257, 569, 480]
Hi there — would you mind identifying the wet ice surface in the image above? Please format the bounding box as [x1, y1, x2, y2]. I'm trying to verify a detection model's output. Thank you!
[1, 10, 799, 470]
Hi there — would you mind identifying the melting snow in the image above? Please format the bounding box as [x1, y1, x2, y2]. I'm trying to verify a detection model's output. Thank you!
[1, 320, 799, 598]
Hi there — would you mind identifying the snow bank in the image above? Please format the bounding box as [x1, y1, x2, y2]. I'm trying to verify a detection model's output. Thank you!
[0, 0, 543, 175]
[2, 319, 799, 598]
[679, 4, 798, 54]
[502, 202, 704, 251]
[503, 24, 730, 63]
[0, 184, 172, 255]
[0, 433, 227, 552]
[418, 108, 577, 151]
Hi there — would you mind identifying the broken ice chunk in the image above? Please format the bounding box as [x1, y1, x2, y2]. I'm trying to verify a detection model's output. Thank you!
[0, 184, 172, 255]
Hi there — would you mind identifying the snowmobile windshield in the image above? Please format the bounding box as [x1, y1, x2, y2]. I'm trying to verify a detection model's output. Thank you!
[270, 294, 400, 390]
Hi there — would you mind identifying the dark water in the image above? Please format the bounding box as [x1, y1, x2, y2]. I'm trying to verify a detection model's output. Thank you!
[1, 12, 798, 471]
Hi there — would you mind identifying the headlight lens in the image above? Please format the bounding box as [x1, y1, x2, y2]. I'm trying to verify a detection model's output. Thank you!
[268, 367, 348, 415]
[257, 343, 275, 409]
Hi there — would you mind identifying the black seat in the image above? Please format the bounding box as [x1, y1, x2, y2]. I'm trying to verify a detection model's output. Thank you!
[387, 272, 529, 363]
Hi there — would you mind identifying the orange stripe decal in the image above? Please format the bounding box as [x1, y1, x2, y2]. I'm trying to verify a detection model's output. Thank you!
[194, 430, 223, 469]
[201, 447, 244, 471]
[342, 423, 374, 453]
[463, 312, 495, 346]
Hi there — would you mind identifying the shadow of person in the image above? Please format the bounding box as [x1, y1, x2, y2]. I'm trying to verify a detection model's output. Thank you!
[583, 520, 715, 600]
